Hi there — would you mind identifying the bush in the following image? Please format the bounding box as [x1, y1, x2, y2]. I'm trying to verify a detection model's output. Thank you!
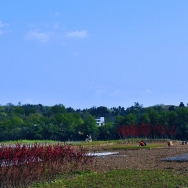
[0, 143, 93, 187]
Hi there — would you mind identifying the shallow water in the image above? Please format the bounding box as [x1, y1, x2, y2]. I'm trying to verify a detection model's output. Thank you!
[87, 152, 119, 156]
[163, 153, 188, 161]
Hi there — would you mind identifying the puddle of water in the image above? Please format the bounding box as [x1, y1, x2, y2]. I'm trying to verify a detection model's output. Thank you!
[163, 153, 188, 161]
[87, 152, 119, 157]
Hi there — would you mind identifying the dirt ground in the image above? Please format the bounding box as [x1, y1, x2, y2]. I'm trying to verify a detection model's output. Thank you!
[89, 144, 188, 173]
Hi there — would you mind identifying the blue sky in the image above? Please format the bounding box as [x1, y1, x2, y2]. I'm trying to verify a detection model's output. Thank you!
[1, 1, 188, 109]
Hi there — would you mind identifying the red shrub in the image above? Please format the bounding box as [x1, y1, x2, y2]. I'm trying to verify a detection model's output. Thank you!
[0, 143, 93, 187]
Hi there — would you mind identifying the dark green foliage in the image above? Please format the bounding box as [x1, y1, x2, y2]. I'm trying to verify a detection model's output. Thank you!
[179, 102, 185, 108]
[51, 104, 66, 114]
[168, 105, 176, 111]
[78, 113, 98, 140]
[1, 102, 188, 141]
[89, 106, 109, 117]
[98, 122, 115, 140]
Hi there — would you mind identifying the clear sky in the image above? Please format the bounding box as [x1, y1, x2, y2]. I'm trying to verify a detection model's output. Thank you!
[1, 1, 188, 109]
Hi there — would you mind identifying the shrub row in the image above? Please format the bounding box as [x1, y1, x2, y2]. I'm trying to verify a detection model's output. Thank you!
[0, 143, 93, 187]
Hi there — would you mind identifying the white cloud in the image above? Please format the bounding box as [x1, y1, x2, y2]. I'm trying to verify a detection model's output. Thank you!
[23, 98, 33, 104]
[140, 88, 152, 95]
[26, 29, 52, 42]
[89, 85, 105, 97]
[66, 30, 88, 39]
[110, 89, 122, 97]
[94, 86, 106, 97]
[145, 89, 152, 93]
[0, 21, 9, 35]
[55, 12, 61, 16]
[0, 21, 5, 28]
[53, 23, 59, 30]
[95, 88, 105, 97]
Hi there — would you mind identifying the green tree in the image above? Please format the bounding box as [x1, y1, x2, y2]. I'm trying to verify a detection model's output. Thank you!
[14, 106, 24, 116]
[115, 113, 137, 126]
[51, 104, 66, 115]
[23, 105, 37, 116]
[138, 113, 150, 124]
[53, 113, 84, 141]
[124, 113, 137, 125]
[25, 113, 45, 124]
[176, 108, 188, 139]
[98, 122, 114, 140]
[159, 112, 169, 126]
[148, 109, 159, 125]
[4, 117, 24, 140]
[115, 116, 125, 126]
[78, 113, 98, 140]
[179, 102, 185, 108]
[24, 113, 46, 140]
[0, 112, 8, 120]
[167, 111, 178, 126]
[168, 105, 176, 111]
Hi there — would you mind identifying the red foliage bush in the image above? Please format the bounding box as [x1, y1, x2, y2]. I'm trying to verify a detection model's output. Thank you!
[0, 143, 93, 187]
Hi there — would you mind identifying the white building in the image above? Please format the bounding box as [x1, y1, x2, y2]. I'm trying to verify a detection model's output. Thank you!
[95, 117, 105, 126]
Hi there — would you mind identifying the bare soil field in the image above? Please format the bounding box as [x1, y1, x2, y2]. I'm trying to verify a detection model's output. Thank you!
[89, 144, 188, 173]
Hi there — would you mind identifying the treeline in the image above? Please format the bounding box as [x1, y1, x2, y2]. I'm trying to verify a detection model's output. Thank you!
[0, 102, 188, 141]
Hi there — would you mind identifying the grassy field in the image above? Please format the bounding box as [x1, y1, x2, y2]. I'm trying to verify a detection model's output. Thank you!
[0, 138, 170, 145]
[0, 139, 64, 145]
[0, 139, 167, 151]
[31, 169, 188, 188]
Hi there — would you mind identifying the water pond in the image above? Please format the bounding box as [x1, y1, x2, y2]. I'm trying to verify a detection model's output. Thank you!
[163, 153, 188, 161]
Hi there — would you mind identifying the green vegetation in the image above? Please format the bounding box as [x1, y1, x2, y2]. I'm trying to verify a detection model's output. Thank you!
[69, 140, 167, 150]
[31, 169, 188, 188]
[1, 102, 188, 142]
[0, 139, 166, 150]
[0, 139, 62, 145]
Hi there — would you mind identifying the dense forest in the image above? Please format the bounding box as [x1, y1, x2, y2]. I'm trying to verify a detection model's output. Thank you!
[0, 102, 188, 141]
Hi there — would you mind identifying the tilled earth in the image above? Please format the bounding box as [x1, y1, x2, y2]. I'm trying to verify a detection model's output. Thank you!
[89, 145, 188, 173]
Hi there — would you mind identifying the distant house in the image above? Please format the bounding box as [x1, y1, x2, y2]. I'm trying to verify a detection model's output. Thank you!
[95, 117, 105, 126]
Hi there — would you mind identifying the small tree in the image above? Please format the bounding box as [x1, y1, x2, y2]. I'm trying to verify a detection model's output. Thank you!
[179, 102, 185, 108]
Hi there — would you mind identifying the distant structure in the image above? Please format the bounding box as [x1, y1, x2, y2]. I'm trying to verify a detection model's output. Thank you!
[95, 117, 105, 126]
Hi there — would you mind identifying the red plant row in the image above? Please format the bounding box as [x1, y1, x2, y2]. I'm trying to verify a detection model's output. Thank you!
[117, 124, 177, 138]
[0, 143, 93, 187]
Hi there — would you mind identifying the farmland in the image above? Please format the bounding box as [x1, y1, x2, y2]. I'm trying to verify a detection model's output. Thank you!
[39, 142, 188, 187]
[1, 140, 188, 187]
